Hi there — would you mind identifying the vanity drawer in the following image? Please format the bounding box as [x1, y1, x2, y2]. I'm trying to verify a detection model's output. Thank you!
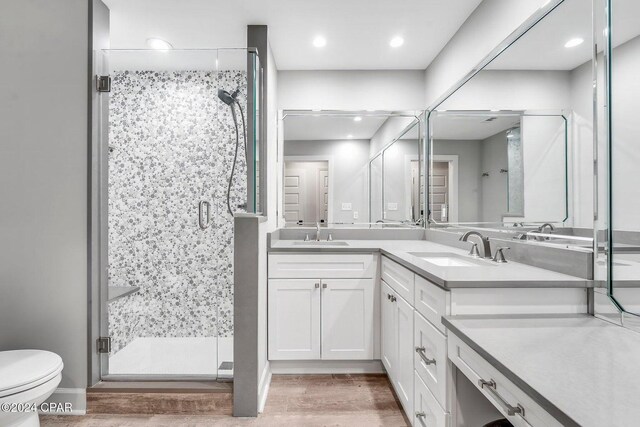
[414, 371, 450, 427]
[414, 312, 451, 411]
[414, 275, 449, 334]
[448, 334, 562, 427]
[381, 256, 414, 304]
[268, 253, 375, 279]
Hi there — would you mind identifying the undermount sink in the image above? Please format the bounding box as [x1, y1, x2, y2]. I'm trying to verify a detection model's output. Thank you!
[292, 241, 349, 246]
[408, 252, 492, 267]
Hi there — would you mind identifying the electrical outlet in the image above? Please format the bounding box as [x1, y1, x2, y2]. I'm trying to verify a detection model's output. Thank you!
[341, 203, 352, 210]
[353, 211, 359, 219]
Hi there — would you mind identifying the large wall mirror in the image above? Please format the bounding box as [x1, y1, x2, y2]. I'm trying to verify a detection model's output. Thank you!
[426, 0, 595, 249]
[608, 0, 640, 318]
[280, 111, 423, 228]
[429, 111, 567, 226]
[373, 118, 424, 225]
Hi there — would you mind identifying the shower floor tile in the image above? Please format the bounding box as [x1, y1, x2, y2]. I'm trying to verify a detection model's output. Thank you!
[109, 337, 232, 376]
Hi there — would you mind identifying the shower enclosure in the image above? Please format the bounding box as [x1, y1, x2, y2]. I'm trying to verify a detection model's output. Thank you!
[97, 48, 261, 380]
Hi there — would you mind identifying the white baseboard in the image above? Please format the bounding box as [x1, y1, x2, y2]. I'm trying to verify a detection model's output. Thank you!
[270, 360, 385, 374]
[257, 362, 272, 413]
[41, 388, 86, 415]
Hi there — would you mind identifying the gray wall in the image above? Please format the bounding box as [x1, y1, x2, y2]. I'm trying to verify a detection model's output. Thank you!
[603, 35, 640, 231]
[424, 0, 549, 106]
[480, 130, 508, 222]
[383, 139, 420, 222]
[278, 70, 426, 111]
[284, 139, 370, 224]
[0, 0, 90, 401]
[370, 116, 417, 157]
[432, 139, 482, 222]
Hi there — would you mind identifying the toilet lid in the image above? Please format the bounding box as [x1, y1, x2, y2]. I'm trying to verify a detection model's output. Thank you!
[0, 350, 63, 396]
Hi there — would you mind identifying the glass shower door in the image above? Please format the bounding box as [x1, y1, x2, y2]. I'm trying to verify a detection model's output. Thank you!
[98, 48, 255, 380]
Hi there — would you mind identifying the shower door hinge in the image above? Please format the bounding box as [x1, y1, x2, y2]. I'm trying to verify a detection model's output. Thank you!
[96, 75, 111, 92]
[97, 337, 112, 354]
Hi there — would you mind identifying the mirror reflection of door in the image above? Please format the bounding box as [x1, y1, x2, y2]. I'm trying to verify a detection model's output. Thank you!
[283, 168, 305, 223]
[429, 161, 449, 222]
[410, 160, 424, 222]
[284, 160, 329, 225]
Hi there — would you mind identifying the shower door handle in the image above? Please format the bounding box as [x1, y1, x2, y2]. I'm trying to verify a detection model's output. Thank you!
[199, 201, 211, 230]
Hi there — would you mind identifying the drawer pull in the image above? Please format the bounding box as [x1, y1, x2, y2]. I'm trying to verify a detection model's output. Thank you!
[478, 379, 525, 417]
[415, 347, 436, 365]
[415, 411, 429, 426]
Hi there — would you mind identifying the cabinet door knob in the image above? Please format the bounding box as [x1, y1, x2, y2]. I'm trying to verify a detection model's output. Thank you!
[390, 295, 397, 302]
[315, 283, 320, 288]
[322, 283, 327, 288]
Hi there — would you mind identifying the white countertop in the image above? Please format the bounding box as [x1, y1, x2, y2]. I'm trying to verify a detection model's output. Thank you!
[269, 239, 590, 289]
[443, 314, 640, 427]
[594, 253, 640, 287]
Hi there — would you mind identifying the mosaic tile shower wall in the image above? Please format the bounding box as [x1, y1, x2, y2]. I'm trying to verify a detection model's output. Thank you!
[107, 70, 247, 354]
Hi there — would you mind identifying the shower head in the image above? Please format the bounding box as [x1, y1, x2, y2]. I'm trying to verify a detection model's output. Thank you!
[218, 88, 239, 106]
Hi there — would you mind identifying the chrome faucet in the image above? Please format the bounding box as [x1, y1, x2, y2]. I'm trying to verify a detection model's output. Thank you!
[536, 223, 555, 241]
[459, 231, 492, 259]
[315, 222, 321, 241]
[537, 223, 555, 233]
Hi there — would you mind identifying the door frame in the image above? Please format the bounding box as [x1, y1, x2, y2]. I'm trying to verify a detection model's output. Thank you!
[431, 155, 459, 223]
[283, 155, 334, 224]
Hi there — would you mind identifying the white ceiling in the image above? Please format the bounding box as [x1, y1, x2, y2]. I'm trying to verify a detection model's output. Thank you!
[486, 0, 640, 71]
[432, 114, 519, 140]
[103, 0, 482, 70]
[283, 115, 387, 141]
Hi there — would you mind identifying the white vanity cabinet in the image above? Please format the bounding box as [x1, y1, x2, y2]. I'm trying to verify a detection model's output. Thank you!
[321, 278, 374, 360]
[268, 253, 376, 361]
[448, 333, 563, 427]
[381, 255, 450, 426]
[268, 279, 321, 360]
[380, 255, 586, 427]
[381, 281, 414, 417]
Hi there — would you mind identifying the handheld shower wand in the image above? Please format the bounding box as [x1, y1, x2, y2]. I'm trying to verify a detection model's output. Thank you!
[218, 88, 247, 216]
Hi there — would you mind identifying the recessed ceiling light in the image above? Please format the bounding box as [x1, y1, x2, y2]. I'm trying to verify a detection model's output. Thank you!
[146, 38, 173, 51]
[564, 37, 584, 48]
[313, 36, 327, 48]
[354, 116, 362, 122]
[347, 134, 353, 139]
[390, 36, 404, 48]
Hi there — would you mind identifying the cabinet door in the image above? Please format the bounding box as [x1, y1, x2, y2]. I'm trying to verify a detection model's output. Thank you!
[268, 279, 321, 360]
[381, 281, 397, 376]
[321, 279, 374, 360]
[414, 371, 450, 427]
[395, 293, 415, 417]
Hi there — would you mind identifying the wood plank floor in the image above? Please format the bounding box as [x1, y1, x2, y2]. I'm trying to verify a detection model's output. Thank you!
[41, 374, 410, 426]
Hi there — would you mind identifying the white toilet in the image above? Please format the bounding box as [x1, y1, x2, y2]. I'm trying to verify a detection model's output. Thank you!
[0, 350, 64, 427]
